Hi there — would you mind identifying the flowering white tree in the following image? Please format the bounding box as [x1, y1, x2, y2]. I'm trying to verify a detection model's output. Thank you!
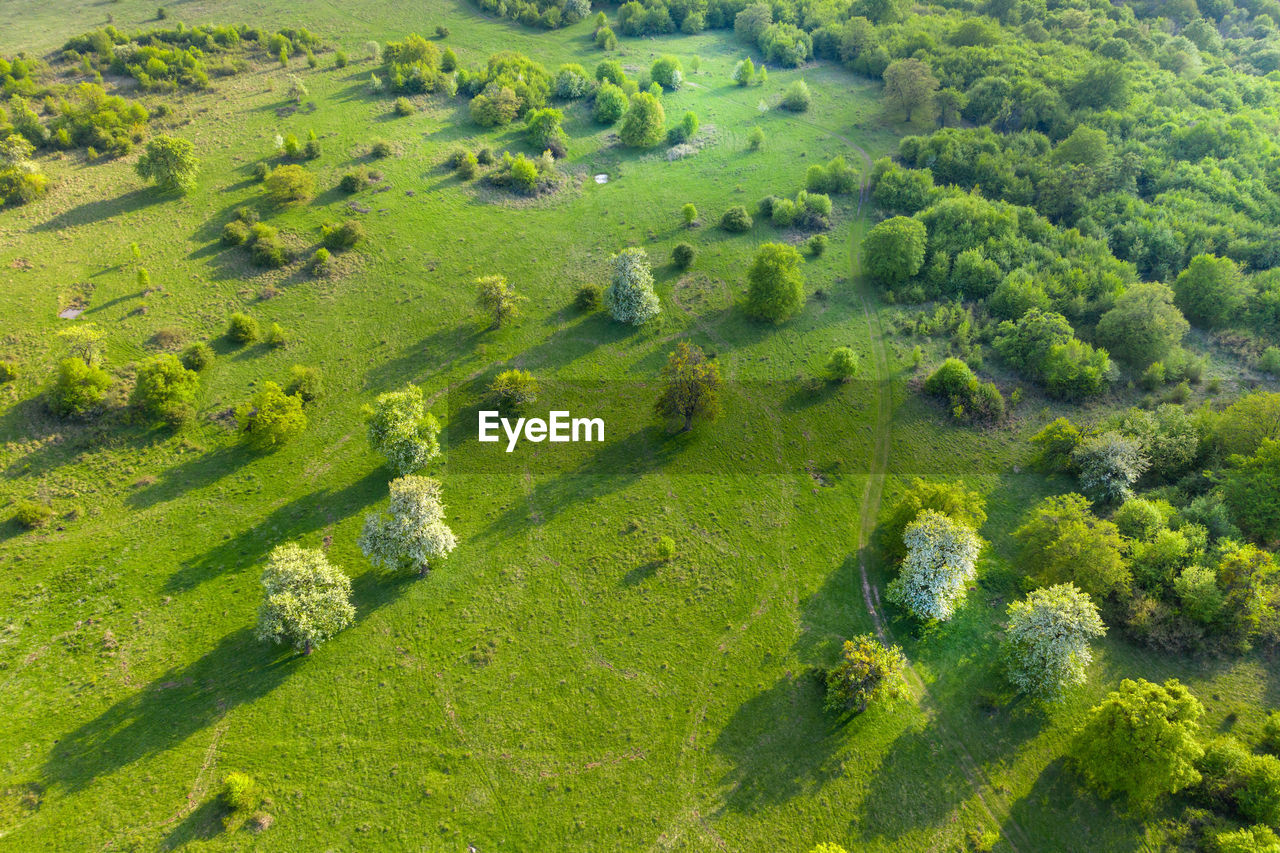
[363, 385, 441, 475]
[605, 248, 660, 325]
[1071, 431, 1149, 503]
[255, 544, 355, 655]
[887, 510, 980, 622]
[1003, 583, 1105, 701]
[359, 476, 457, 575]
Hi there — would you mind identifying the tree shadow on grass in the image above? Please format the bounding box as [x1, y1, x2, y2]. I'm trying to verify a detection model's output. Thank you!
[31, 187, 168, 233]
[126, 444, 250, 510]
[711, 671, 847, 813]
[162, 797, 224, 849]
[40, 628, 299, 793]
[164, 468, 388, 593]
[362, 321, 486, 392]
[998, 758, 1147, 852]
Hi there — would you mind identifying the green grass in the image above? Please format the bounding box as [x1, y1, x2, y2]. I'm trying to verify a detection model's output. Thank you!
[1, 5, 1276, 851]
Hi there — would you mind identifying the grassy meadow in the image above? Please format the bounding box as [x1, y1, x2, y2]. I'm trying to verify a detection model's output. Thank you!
[0, 2, 1276, 851]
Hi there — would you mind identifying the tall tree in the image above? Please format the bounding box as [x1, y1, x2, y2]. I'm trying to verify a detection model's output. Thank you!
[1174, 254, 1253, 329]
[1071, 678, 1204, 807]
[654, 341, 722, 432]
[745, 242, 805, 322]
[1095, 282, 1189, 367]
[887, 510, 981, 622]
[1003, 583, 1106, 701]
[255, 544, 355, 655]
[882, 58, 939, 122]
[359, 476, 458, 575]
[862, 216, 926, 288]
[135, 135, 201, 194]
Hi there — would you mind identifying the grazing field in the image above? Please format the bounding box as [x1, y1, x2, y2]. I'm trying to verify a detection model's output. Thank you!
[1, 1, 1278, 852]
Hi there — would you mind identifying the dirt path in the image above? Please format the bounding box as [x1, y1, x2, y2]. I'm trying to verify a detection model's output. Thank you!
[808, 124, 1032, 851]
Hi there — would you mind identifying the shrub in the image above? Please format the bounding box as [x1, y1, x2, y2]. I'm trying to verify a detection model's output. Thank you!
[370, 140, 394, 158]
[0, 360, 19, 382]
[672, 243, 695, 270]
[131, 354, 199, 423]
[748, 126, 765, 150]
[574, 283, 602, 312]
[746, 242, 805, 323]
[14, 499, 53, 529]
[655, 535, 676, 562]
[650, 55, 683, 90]
[456, 152, 479, 179]
[227, 312, 260, 345]
[489, 369, 539, 409]
[321, 219, 366, 251]
[237, 382, 307, 450]
[682, 203, 698, 226]
[265, 323, 288, 349]
[252, 161, 270, 181]
[781, 80, 812, 112]
[824, 634, 909, 714]
[619, 93, 665, 148]
[339, 169, 368, 192]
[394, 96, 414, 116]
[720, 206, 753, 233]
[47, 358, 112, 417]
[222, 220, 250, 246]
[264, 164, 315, 203]
[180, 342, 214, 371]
[594, 81, 628, 125]
[304, 139, 320, 160]
[334, 50, 349, 68]
[1259, 347, 1280, 376]
[827, 347, 859, 382]
[248, 223, 290, 268]
[308, 247, 333, 276]
[285, 365, 322, 403]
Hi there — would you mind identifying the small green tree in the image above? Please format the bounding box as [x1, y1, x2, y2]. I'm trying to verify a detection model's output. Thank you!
[1071, 678, 1204, 807]
[746, 242, 805, 323]
[227, 312, 259, 345]
[135, 135, 200, 194]
[1071, 431, 1150, 503]
[780, 79, 812, 111]
[882, 58, 939, 121]
[654, 341, 722, 432]
[255, 543, 355, 655]
[650, 55, 683, 90]
[827, 346, 860, 382]
[363, 385, 441, 475]
[1014, 493, 1131, 599]
[863, 216, 926, 289]
[1003, 583, 1105, 702]
[732, 57, 755, 86]
[358, 476, 458, 576]
[1173, 254, 1253, 329]
[264, 164, 315, 203]
[682, 203, 698, 226]
[130, 354, 199, 425]
[489, 369, 539, 409]
[1224, 439, 1280, 544]
[236, 382, 307, 450]
[619, 93, 666, 147]
[594, 81, 628, 124]
[47, 358, 112, 417]
[1029, 417, 1082, 473]
[476, 274, 522, 328]
[879, 478, 987, 563]
[824, 634, 909, 714]
[748, 126, 765, 150]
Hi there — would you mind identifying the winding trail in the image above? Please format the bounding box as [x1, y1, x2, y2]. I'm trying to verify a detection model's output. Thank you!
[805, 121, 1032, 850]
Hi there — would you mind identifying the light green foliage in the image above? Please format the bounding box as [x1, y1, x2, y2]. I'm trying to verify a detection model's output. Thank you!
[681, 203, 697, 226]
[888, 510, 981, 622]
[47, 357, 112, 417]
[285, 365, 322, 403]
[619, 93, 665, 147]
[362, 385, 441, 476]
[1072, 678, 1204, 807]
[650, 55, 682, 90]
[882, 58, 938, 121]
[593, 81, 628, 124]
[1003, 583, 1105, 701]
[745, 242, 804, 323]
[1015, 493, 1131, 599]
[606, 248, 660, 325]
[879, 478, 986, 564]
[135, 135, 200, 193]
[489, 369, 539, 409]
[732, 57, 755, 86]
[655, 535, 676, 562]
[358, 475, 458, 575]
[654, 341, 721, 432]
[863, 216, 925, 289]
[14, 499, 53, 529]
[1213, 825, 1280, 853]
[826, 347, 859, 382]
[1029, 417, 1081, 473]
[236, 382, 307, 450]
[748, 126, 765, 150]
[476, 274, 522, 328]
[219, 771, 262, 829]
[1174, 254, 1252, 329]
[57, 323, 106, 366]
[130, 354, 198, 423]
[780, 79, 812, 111]
[1217, 392, 1280, 456]
[1225, 439, 1280, 545]
[264, 163, 315, 203]
[525, 107, 566, 152]
[255, 543, 354, 654]
[226, 312, 259, 344]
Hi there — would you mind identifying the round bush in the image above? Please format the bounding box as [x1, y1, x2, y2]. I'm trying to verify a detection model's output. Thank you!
[672, 243, 696, 270]
[180, 342, 214, 371]
[227, 312, 260, 345]
[13, 499, 53, 529]
[370, 140, 393, 158]
[393, 97, 414, 116]
[222, 220, 250, 246]
[339, 170, 368, 193]
[321, 219, 366, 251]
[720, 205, 753, 233]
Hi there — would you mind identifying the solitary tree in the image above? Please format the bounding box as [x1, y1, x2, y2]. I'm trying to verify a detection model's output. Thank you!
[358, 476, 458, 576]
[236, 382, 308, 450]
[363, 385, 441, 475]
[827, 346, 860, 382]
[476, 274, 522, 328]
[682, 203, 698, 226]
[255, 543, 355, 655]
[824, 633, 910, 714]
[619, 93, 666, 147]
[654, 341, 722, 432]
[1071, 678, 1204, 807]
[882, 58, 939, 122]
[745, 242, 805, 323]
[862, 216, 926, 289]
[130, 353, 199, 425]
[136, 135, 200, 194]
[887, 509, 981, 622]
[1095, 282, 1189, 367]
[1003, 583, 1106, 701]
[606, 248, 660, 325]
